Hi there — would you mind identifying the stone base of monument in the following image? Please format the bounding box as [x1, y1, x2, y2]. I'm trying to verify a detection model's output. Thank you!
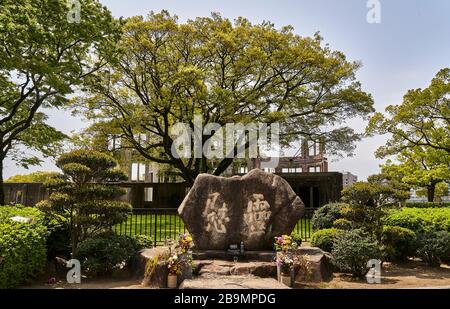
[132, 246, 333, 288]
[192, 250, 276, 262]
[180, 259, 286, 289]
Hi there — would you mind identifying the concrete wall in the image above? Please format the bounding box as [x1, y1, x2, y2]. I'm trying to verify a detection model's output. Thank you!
[3, 172, 342, 209]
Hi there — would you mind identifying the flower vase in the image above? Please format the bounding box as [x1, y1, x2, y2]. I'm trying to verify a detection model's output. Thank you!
[167, 274, 178, 288]
[280, 274, 291, 287]
[276, 251, 282, 281]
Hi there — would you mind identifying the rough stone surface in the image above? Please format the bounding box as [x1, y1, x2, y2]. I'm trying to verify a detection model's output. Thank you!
[193, 250, 276, 262]
[132, 247, 171, 288]
[293, 247, 333, 283]
[194, 260, 277, 278]
[179, 276, 289, 289]
[178, 169, 305, 250]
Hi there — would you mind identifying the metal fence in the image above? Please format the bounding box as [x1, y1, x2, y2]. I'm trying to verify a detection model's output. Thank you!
[115, 208, 315, 246]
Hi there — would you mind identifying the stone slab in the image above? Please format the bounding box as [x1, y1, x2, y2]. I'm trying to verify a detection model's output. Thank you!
[178, 169, 305, 250]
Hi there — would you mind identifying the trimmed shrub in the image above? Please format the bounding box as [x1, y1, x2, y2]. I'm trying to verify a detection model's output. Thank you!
[77, 233, 143, 275]
[416, 231, 450, 266]
[37, 150, 132, 256]
[311, 203, 347, 231]
[383, 208, 450, 233]
[332, 218, 353, 230]
[0, 206, 47, 288]
[311, 228, 342, 252]
[405, 202, 450, 208]
[332, 229, 382, 277]
[381, 226, 416, 261]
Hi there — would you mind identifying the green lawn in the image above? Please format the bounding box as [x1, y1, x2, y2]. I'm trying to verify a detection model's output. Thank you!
[115, 213, 312, 245]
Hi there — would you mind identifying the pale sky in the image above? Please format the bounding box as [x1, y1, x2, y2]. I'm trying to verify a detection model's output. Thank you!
[4, 0, 450, 180]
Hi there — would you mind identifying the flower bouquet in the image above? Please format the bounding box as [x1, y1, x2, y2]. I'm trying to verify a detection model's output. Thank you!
[274, 234, 299, 252]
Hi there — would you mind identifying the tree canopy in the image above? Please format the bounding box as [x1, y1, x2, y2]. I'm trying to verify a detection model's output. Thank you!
[0, 0, 121, 204]
[367, 68, 450, 156]
[379, 147, 450, 202]
[367, 68, 450, 202]
[5, 171, 61, 183]
[76, 11, 374, 184]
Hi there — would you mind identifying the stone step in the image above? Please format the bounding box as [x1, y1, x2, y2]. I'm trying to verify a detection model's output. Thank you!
[179, 275, 290, 289]
[195, 260, 277, 278]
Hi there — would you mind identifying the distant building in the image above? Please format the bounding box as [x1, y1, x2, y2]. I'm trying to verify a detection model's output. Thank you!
[342, 172, 358, 187]
[234, 140, 328, 175]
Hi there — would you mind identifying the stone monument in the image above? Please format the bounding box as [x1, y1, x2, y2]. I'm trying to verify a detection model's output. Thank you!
[178, 169, 305, 251]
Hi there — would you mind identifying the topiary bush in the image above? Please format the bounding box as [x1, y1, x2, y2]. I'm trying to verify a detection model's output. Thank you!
[381, 226, 416, 262]
[416, 231, 450, 266]
[383, 208, 450, 233]
[311, 203, 347, 231]
[37, 150, 132, 256]
[311, 228, 342, 252]
[77, 233, 144, 275]
[0, 206, 48, 288]
[332, 218, 353, 230]
[331, 229, 382, 277]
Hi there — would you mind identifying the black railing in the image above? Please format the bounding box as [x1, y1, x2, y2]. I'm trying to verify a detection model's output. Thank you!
[115, 208, 315, 246]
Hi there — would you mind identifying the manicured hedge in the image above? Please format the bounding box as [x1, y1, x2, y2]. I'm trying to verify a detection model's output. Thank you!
[383, 208, 450, 233]
[381, 226, 416, 261]
[311, 203, 348, 231]
[0, 206, 48, 288]
[331, 229, 381, 277]
[405, 202, 450, 208]
[311, 228, 342, 253]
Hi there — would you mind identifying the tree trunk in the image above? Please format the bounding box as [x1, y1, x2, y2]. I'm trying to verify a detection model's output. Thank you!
[427, 183, 436, 202]
[0, 158, 5, 206]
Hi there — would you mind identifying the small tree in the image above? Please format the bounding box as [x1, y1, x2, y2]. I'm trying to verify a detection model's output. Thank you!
[341, 181, 410, 240]
[37, 150, 132, 256]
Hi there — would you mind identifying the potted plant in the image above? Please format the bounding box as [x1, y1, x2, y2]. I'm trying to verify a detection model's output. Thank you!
[277, 253, 294, 287]
[167, 254, 182, 288]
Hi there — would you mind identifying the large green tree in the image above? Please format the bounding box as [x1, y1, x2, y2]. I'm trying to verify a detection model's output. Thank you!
[367, 68, 450, 202]
[379, 147, 450, 202]
[367, 68, 450, 155]
[0, 0, 121, 204]
[76, 11, 374, 184]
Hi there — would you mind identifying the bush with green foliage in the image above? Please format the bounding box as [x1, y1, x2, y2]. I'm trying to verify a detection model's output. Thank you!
[381, 226, 416, 261]
[311, 203, 347, 231]
[415, 231, 450, 266]
[331, 229, 382, 277]
[383, 208, 450, 233]
[132, 235, 154, 250]
[405, 202, 450, 208]
[0, 206, 47, 288]
[311, 228, 342, 252]
[341, 181, 410, 240]
[5, 171, 61, 183]
[37, 150, 132, 256]
[332, 218, 353, 230]
[77, 233, 150, 275]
